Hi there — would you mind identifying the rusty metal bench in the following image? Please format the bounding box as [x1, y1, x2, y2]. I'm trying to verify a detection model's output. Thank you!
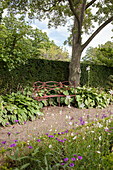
[32, 81, 76, 107]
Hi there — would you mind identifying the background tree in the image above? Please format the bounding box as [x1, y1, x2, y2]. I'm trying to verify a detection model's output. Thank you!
[40, 43, 69, 61]
[1, 0, 113, 85]
[82, 41, 113, 67]
[0, 15, 51, 70]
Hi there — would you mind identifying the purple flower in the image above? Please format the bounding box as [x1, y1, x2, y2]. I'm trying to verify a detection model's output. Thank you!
[74, 154, 77, 157]
[10, 143, 16, 147]
[15, 120, 19, 123]
[46, 133, 49, 135]
[61, 132, 64, 134]
[72, 157, 76, 161]
[65, 129, 69, 133]
[70, 117, 74, 120]
[69, 163, 74, 167]
[7, 132, 11, 135]
[58, 132, 61, 135]
[14, 140, 18, 142]
[24, 121, 26, 124]
[6, 123, 10, 125]
[2, 141, 6, 144]
[60, 140, 64, 143]
[16, 132, 19, 134]
[81, 121, 85, 125]
[12, 126, 15, 128]
[75, 122, 77, 124]
[54, 133, 56, 135]
[64, 138, 67, 141]
[29, 145, 33, 149]
[78, 156, 82, 160]
[48, 135, 54, 138]
[61, 163, 65, 166]
[64, 158, 68, 162]
[37, 139, 41, 142]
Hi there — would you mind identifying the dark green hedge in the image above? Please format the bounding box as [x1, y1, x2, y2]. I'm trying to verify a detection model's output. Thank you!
[0, 59, 113, 94]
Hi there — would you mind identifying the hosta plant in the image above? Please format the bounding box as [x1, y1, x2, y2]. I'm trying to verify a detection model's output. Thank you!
[0, 91, 43, 126]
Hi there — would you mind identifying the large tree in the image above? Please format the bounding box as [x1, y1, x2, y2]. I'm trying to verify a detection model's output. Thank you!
[1, 0, 113, 85]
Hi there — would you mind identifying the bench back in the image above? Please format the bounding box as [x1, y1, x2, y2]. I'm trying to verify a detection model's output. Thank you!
[33, 81, 75, 99]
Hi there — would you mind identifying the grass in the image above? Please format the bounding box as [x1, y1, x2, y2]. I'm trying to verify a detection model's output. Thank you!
[0, 108, 113, 170]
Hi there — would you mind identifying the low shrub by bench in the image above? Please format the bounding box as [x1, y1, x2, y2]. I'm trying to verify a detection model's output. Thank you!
[32, 81, 76, 107]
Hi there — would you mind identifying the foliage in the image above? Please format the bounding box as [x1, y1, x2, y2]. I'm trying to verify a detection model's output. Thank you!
[40, 43, 70, 61]
[82, 41, 113, 67]
[0, 91, 43, 127]
[75, 86, 112, 109]
[106, 75, 113, 90]
[0, 59, 113, 95]
[0, 15, 51, 70]
[1, 0, 113, 84]
[1, 113, 113, 169]
[33, 85, 112, 109]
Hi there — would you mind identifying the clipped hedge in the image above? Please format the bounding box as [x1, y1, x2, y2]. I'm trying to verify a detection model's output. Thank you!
[0, 58, 113, 94]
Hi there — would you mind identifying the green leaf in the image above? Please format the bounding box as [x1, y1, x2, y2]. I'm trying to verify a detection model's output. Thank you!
[20, 163, 30, 170]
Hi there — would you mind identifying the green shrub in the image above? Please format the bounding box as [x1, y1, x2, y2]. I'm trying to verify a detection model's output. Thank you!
[0, 91, 43, 126]
[106, 75, 113, 90]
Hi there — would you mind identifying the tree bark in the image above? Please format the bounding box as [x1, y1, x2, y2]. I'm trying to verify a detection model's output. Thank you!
[69, 17, 82, 86]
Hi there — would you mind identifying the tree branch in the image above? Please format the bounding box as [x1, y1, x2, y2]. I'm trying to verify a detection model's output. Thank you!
[85, 0, 97, 10]
[82, 16, 113, 51]
[68, 0, 79, 22]
[68, 0, 81, 42]
[80, 0, 86, 25]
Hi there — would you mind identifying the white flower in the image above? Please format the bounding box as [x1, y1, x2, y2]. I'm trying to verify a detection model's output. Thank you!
[69, 122, 73, 126]
[71, 133, 74, 136]
[88, 145, 90, 148]
[97, 151, 101, 154]
[87, 126, 89, 129]
[27, 140, 30, 145]
[86, 66, 90, 71]
[49, 144, 52, 148]
[49, 129, 52, 131]
[109, 90, 113, 95]
[80, 103, 85, 109]
[68, 115, 71, 119]
[73, 136, 77, 140]
[60, 110, 62, 115]
[65, 115, 68, 119]
[105, 126, 108, 130]
[68, 105, 71, 108]
[91, 131, 94, 133]
[99, 136, 101, 141]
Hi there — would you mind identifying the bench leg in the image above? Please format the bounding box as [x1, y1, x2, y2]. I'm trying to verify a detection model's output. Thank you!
[50, 98, 51, 107]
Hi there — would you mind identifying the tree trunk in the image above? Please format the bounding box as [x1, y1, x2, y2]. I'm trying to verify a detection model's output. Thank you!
[69, 44, 82, 86]
[69, 17, 82, 86]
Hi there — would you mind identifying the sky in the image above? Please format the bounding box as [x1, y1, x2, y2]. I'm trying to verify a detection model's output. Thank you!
[29, 18, 113, 58]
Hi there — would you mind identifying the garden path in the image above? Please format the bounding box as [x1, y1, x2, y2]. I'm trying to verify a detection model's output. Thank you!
[0, 105, 113, 149]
